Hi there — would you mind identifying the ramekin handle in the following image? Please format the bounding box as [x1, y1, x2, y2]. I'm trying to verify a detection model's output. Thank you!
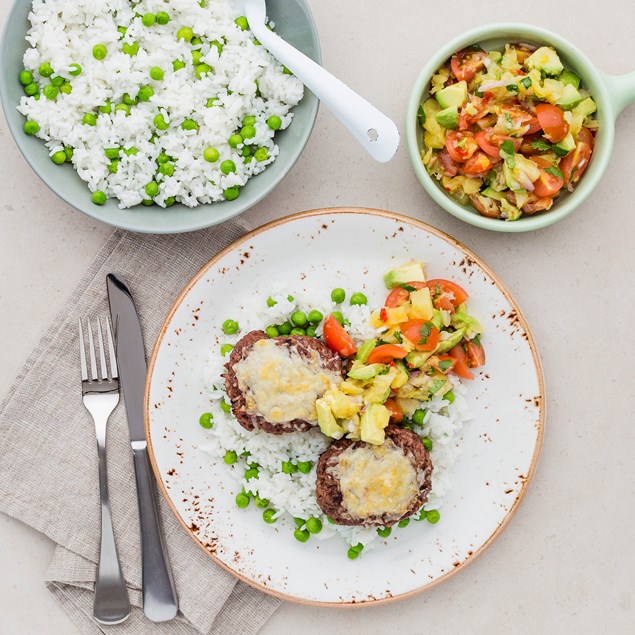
[603, 71, 635, 117]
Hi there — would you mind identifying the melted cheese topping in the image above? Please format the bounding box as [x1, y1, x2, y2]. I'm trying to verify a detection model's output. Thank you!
[331, 439, 419, 520]
[233, 339, 341, 424]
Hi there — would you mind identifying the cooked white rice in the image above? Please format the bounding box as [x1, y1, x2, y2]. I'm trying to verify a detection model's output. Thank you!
[17, 0, 303, 208]
[201, 291, 474, 551]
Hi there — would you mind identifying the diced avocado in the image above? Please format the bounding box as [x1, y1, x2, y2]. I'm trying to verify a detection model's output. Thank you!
[409, 287, 434, 320]
[405, 349, 434, 368]
[559, 70, 581, 89]
[481, 187, 506, 201]
[348, 362, 387, 381]
[557, 84, 581, 110]
[384, 261, 425, 289]
[360, 403, 391, 445]
[324, 388, 362, 419]
[435, 327, 466, 354]
[316, 399, 344, 439]
[355, 339, 377, 363]
[499, 198, 522, 221]
[364, 368, 397, 403]
[428, 375, 452, 398]
[554, 132, 576, 155]
[430, 309, 444, 330]
[524, 46, 563, 76]
[391, 360, 410, 390]
[572, 97, 597, 119]
[435, 106, 459, 130]
[422, 98, 446, 149]
[436, 80, 468, 109]
[451, 311, 483, 339]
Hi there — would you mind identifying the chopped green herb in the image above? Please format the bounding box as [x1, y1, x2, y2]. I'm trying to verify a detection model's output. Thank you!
[504, 112, 513, 128]
[437, 359, 453, 372]
[499, 140, 516, 168]
[400, 283, 417, 292]
[418, 322, 433, 345]
[531, 138, 552, 151]
[520, 77, 532, 89]
[394, 331, 403, 344]
[544, 166, 564, 180]
[506, 83, 519, 93]
[417, 104, 426, 128]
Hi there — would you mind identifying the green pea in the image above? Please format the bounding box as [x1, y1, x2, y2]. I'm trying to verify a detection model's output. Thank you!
[331, 310, 344, 325]
[242, 116, 256, 127]
[164, 196, 176, 207]
[305, 325, 317, 337]
[267, 115, 282, 130]
[154, 113, 169, 130]
[220, 400, 231, 414]
[150, 66, 164, 81]
[422, 437, 433, 451]
[141, 12, 156, 27]
[306, 518, 322, 534]
[138, 85, 154, 101]
[241, 145, 252, 158]
[350, 292, 367, 306]
[82, 113, 97, 126]
[443, 390, 455, 404]
[377, 526, 392, 538]
[92, 44, 107, 60]
[24, 82, 39, 96]
[412, 409, 426, 426]
[91, 190, 107, 205]
[181, 119, 198, 130]
[228, 133, 242, 148]
[245, 468, 259, 481]
[331, 288, 346, 303]
[145, 181, 159, 197]
[426, 509, 440, 524]
[277, 321, 292, 335]
[99, 101, 112, 114]
[141, 198, 155, 207]
[206, 97, 220, 107]
[291, 311, 308, 327]
[398, 518, 410, 528]
[235, 16, 249, 30]
[51, 150, 66, 165]
[23, 120, 39, 135]
[176, 27, 194, 42]
[220, 343, 233, 356]
[108, 160, 119, 174]
[281, 461, 297, 474]
[115, 103, 131, 116]
[158, 163, 174, 177]
[123, 92, 138, 105]
[265, 296, 277, 307]
[220, 159, 236, 175]
[199, 412, 213, 429]
[223, 187, 239, 201]
[235, 492, 250, 508]
[49, 75, 64, 87]
[123, 147, 137, 157]
[19, 70, 33, 85]
[254, 148, 269, 162]
[104, 147, 120, 159]
[122, 42, 139, 56]
[254, 495, 269, 508]
[156, 152, 170, 164]
[240, 125, 256, 140]
[222, 319, 239, 334]
[117, 26, 127, 38]
[294, 528, 310, 543]
[196, 63, 212, 79]
[210, 40, 223, 55]
[347, 547, 360, 559]
[191, 36, 203, 46]
[155, 11, 170, 25]
[43, 84, 58, 100]
[262, 509, 277, 524]
[416, 509, 427, 521]
[38, 62, 53, 77]
[69, 63, 82, 76]
[290, 327, 305, 336]
[224, 450, 237, 465]
[173, 59, 186, 71]
[191, 50, 203, 65]
[265, 326, 279, 338]
[304, 310, 322, 324]
[293, 517, 305, 528]
[64, 146, 73, 162]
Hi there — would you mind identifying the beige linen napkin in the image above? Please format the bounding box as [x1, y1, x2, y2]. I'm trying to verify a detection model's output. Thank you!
[0, 219, 281, 634]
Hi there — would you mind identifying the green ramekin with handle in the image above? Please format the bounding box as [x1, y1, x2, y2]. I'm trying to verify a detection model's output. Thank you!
[406, 23, 635, 232]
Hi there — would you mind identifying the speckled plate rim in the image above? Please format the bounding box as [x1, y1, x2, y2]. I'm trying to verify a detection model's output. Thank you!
[144, 207, 546, 607]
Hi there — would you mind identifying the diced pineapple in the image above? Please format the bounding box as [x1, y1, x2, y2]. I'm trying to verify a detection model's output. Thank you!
[339, 380, 365, 396]
[385, 306, 409, 326]
[370, 310, 385, 329]
[409, 287, 434, 320]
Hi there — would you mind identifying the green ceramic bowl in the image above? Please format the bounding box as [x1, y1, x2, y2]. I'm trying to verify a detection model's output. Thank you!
[406, 23, 635, 232]
[0, 0, 320, 234]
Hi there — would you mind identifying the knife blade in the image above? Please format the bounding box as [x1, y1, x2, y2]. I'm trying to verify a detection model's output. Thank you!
[107, 273, 178, 623]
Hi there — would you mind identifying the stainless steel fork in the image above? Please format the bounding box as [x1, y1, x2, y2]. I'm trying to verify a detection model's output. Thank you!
[79, 317, 130, 625]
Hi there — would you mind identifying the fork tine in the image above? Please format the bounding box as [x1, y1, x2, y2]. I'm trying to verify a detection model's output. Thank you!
[86, 319, 98, 381]
[106, 315, 118, 379]
[78, 318, 88, 381]
[96, 317, 108, 380]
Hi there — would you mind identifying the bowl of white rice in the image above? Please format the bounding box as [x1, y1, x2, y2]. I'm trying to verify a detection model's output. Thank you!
[0, 0, 320, 233]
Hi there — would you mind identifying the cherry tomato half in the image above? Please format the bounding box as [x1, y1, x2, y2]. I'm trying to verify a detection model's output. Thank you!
[535, 103, 569, 143]
[448, 344, 474, 380]
[367, 344, 408, 365]
[383, 398, 403, 424]
[461, 151, 496, 175]
[450, 49, 487, 82]
[445, 131, 479, 163]
[532, 168, 564, 198]
[437, 149, 459, 176]
[322, 314, 357, 357]
[401, 320, 441, 352]
[577, 127, 595, 149]
[560, 142, 592, 187]
[385, 287, 409, 308]
[427, 279, 469, 308]
[466, 340, 486, 367]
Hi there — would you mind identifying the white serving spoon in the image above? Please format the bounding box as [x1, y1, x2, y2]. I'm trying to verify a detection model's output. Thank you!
[240, 0, 400, 163]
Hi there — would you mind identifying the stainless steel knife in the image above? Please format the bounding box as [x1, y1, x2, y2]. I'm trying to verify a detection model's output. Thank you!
[106, 273, 178, 623]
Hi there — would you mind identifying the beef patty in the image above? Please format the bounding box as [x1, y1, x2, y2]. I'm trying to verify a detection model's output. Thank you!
[224, 330, 344, 434]
[315, 426, 433, 527]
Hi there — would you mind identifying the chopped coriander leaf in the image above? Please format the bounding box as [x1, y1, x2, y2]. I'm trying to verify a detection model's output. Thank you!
[399, 284, 416, 292]
[520, 77, 532, 89]
[506, 83, 519, 93]
[544, 166, 564, 180]
[437, 359, 453, 372]
[418, 321, 433, 345]
[394, 331, 403, 344]
[531, 138, 552, 151]
[417, 104, 426, 127]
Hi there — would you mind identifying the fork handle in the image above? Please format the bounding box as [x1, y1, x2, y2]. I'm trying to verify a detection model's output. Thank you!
[132, 444, 178, 622]
[94, 430, 130, 625]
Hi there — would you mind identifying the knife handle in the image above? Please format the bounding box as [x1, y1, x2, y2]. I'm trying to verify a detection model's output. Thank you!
[132, 444, 178, 622]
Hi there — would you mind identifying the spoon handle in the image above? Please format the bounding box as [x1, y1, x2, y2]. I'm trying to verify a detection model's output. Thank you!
[254, 28, 400, 163]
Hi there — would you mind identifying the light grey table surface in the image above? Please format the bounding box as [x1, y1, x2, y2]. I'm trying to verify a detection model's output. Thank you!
[1, 1, 634, 633]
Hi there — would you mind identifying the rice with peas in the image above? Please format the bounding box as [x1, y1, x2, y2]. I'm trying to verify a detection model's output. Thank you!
[17, 0, 303, 208]
[201, 290, 474, 552]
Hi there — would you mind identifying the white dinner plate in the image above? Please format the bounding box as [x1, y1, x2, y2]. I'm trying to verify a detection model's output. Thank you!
[145, 208, 545, 606]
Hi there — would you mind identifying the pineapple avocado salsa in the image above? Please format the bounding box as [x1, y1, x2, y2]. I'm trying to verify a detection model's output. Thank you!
[418, 43, 597, 220]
